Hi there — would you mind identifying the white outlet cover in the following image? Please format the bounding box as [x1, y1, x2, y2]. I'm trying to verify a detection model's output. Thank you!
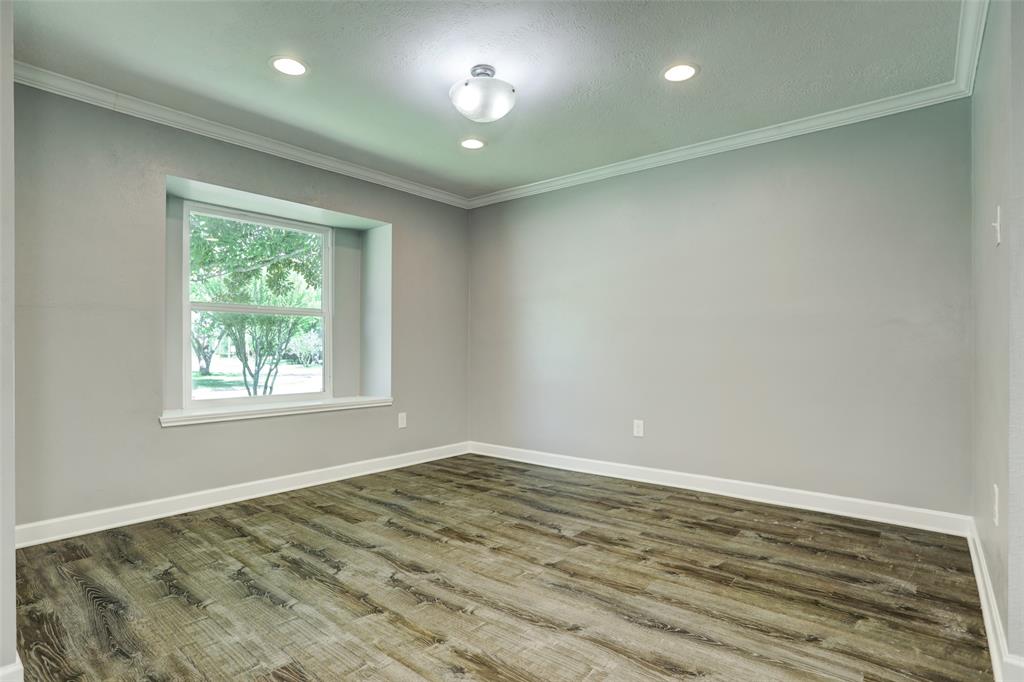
[398, 412, 407, 429]
[993, 483, 999, 526]
[633, 419, 644, 438]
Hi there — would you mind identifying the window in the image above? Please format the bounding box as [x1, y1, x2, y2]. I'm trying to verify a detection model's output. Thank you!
[183, 202, 332, 406]
[161, 181, 392, 427]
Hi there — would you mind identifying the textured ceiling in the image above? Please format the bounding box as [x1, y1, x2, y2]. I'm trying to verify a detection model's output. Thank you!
[13, 1, 963, 198]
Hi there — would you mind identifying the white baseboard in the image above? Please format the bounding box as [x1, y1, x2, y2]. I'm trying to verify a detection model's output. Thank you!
[469, 441, 973, 537]
[471, 442, 1021, 678]
[15, 439, 1015, 678]
[17, 440, 974, 547]
[0, 655, 22, 682]
[15, 441, 470, 548]
[1006, 655, 1024, 681]
[967, 520, 1024, 682]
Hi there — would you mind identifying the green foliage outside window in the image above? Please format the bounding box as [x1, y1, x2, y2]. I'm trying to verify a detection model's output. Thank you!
[189, 212, 325, 398]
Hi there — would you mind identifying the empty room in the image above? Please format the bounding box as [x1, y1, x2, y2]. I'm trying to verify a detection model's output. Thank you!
[0, 0, 1022, 679]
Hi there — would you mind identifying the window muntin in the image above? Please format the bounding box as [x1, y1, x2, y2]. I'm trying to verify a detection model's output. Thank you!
[184, 203, 332, 405]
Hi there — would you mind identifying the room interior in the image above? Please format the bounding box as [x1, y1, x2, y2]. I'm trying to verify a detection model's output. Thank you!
[0, 0, 1022, 679]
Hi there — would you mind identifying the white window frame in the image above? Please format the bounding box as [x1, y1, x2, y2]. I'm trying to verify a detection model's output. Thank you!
[182, 201, 334, 410]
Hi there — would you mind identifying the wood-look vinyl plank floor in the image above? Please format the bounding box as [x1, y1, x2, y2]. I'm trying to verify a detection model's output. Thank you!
[16, 454, 992, 681]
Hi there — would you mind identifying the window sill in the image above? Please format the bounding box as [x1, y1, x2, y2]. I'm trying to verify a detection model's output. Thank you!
[159, 396, 393, 427]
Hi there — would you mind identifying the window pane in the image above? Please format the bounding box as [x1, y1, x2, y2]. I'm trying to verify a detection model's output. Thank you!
[189, 211, 323, 308]
[191, 311, 324, 400]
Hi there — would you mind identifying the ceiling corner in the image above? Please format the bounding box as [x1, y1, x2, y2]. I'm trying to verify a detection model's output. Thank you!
[956, 0, 991, 96]
[13, 62, 473, 210]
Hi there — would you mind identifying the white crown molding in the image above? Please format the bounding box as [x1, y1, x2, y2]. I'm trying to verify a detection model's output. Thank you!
[967, 520, 1024, 681]
[12, 62, 472, 209]
[464, 80, 968, 208]
[465, 0, 990, 208]
[954, 0, 990, 96]
[13, 0, 987, 212]
[15, 441, 470, 548]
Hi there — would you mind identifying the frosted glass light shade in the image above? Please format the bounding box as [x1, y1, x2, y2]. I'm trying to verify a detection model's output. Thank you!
[449, 66, 516, 123]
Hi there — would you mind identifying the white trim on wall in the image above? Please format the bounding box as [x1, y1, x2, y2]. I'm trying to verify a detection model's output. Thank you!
[14, 442, 469, 548]
[11, 0, 989, 209]
[468, 0, 990, 208]
[469, 441, 973, 537]
[470, 441, 1016, 677]
[15, 439, 1013, 677]
[11, 63, 471, 210]
[464, 83, 968, 208]
[18, 440, 977, 546]
[179, 200, 336, 413]
[968, 522, 1024, 682]
[953, 0, 990, 96]
[0, 655, 22, 682]
[159, 396, 394, 427]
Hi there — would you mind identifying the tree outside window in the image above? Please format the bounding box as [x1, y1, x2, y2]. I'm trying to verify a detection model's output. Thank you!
[186, 206, 331, 401]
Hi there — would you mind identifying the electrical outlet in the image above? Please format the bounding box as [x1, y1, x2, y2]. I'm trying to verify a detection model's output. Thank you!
[994, 483, 1000, 526]
[633, 419, 645, 438]
[398, 412, 407, 429]
[993, 205, 1002, 246]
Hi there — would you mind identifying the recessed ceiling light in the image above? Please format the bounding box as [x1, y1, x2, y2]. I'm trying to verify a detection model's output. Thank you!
[664, 64, 698, 82]
[461, 138, 485, 150]
[271, 57, 307, 76]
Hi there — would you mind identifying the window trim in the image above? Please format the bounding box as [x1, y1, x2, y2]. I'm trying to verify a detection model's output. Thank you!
[159, 396, 393, 427]
[181, 200, 334, 410]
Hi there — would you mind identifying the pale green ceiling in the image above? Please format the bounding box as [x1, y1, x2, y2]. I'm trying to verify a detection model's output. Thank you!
[13, 1, 963, 198]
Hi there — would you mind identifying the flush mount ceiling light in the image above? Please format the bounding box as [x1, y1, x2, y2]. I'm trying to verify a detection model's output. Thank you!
[271, 57, 307, 76]
[664, 64, 698, 82]
[461, 138, 485, 150]
[449, 64, 516, 123]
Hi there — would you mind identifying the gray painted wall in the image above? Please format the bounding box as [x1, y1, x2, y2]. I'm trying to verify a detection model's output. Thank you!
[1012, 0, 1024, 653]
[14, 86, 469, 524]
[469, 100, 972, 513]
[972, 0, 1013, 646]
[0, 0, 16, 670]
[1003, 0, 1024, 656]
[10, 52, 999, 640]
